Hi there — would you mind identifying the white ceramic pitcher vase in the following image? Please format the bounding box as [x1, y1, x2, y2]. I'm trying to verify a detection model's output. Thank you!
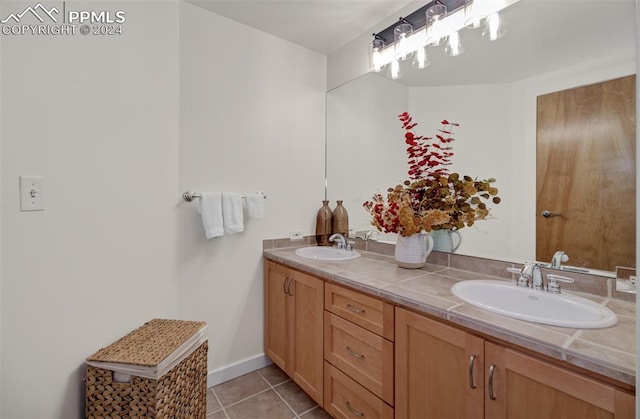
[395, 233, 434, 269]
[430, 229, 462, 253]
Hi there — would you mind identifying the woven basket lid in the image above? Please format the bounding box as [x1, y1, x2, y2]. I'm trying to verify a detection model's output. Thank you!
[86, 319, 207, 367]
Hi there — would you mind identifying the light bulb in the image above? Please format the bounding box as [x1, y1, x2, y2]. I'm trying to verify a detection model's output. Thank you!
[425, 4, 447, 46]
[464, 0, 487, 28]
[371, 38, 385, 72]
[482, 13, 505, 41]
[394, 22, 414, 61]
[390, 59, 402, 80]
[445, 31, 464, 57]
[412, 47, 429, 70]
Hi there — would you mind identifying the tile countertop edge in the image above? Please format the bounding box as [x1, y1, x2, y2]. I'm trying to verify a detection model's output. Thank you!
[263, 248, 636, 387]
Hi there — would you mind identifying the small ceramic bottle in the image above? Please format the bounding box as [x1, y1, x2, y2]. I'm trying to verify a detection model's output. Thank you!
[315, 201, 333, 246]
[332, 200, 349, 236]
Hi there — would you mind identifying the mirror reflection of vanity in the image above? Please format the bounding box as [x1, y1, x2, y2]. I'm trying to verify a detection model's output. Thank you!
[326, 0, 636, 277]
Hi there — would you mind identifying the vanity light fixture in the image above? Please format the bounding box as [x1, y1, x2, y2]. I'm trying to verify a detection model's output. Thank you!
[370, 0, 520, 78]
[426, 3, 448, 46]
[371, 35, 386, 72]
[394, 18, 414, 60]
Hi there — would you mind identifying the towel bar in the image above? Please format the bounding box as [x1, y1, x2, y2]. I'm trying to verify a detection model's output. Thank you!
[182, 190, 267, 202]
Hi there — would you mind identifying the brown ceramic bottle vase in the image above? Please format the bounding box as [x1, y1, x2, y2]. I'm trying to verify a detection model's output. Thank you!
[332, 200, 349, 236]
[315, 200, 333, 246]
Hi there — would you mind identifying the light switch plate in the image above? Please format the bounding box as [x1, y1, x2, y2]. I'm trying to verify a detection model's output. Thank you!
[19, 176, 44, 211]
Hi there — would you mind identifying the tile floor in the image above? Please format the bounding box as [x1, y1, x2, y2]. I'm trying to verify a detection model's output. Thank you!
[207, 365, 333, 418]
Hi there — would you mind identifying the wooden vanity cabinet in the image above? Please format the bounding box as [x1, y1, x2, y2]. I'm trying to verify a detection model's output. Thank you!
[485, 342, 635, 419]
[264, 260, 324, 405]
[395, 307, 484, 419]
[395, 307, 636, 419]
[323, 283, 395, 418]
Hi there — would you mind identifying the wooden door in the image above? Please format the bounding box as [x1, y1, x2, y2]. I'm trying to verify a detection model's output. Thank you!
[485, 342, 635, 419]
[264, 260, 289, 371]
[536, 75, 635, 271]
[290, 269, 324, 405]
[395, 308, 484, 419]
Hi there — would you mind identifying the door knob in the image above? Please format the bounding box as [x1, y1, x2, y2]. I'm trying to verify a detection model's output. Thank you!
[541, 210, 562, 218]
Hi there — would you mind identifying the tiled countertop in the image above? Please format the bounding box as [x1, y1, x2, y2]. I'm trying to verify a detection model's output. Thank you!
[263, 247, 636, 387]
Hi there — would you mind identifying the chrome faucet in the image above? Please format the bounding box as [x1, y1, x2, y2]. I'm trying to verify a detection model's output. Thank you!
[329, 233, 347, 249]
[521, 262, 544, 291]
[354, 230, 378, 241]
[551, 251, 569, 269]
[507, 262, 576, 294]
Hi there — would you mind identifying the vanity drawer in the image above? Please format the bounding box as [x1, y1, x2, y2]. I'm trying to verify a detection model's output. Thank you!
[325, 283, 394, 340]
[324, 311, 394, 405]
[324, 361, 393, 419]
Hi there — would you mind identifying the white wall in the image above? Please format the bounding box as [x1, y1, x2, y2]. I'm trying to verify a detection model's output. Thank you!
[1, 1, 180, 417]
[327, 74, 409, 236]
[178, 2, 326, 384]
[409, 84, 514, 260]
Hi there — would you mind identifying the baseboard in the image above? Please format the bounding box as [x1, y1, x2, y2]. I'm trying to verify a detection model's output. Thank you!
[207, 353, 273, 387]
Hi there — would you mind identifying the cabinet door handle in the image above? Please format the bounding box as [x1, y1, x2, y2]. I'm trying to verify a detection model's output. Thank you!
[282, 277, 289, 295]
[287, 279, 294, 296]
[488, 364, 497, 400]
[468, 355, 477, 389]
[346, 304, 365, 314]
[345, 346, 365, 359]
[345, 401, 365, 417]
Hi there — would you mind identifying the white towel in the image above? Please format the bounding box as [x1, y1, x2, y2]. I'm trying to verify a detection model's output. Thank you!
[245, 193, 265, 219]
[222, 193, 244, 234]
[199, 193, 223, 239]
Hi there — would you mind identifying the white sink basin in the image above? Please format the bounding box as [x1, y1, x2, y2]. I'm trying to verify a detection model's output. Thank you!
[451, 280, 617, 329]
[295, 246, 360, 261]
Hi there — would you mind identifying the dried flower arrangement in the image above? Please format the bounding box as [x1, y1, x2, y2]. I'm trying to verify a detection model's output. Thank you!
[363, 112, 501, 237]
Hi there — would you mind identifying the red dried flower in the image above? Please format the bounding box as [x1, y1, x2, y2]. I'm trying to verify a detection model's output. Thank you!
[363, 113, 500, 236]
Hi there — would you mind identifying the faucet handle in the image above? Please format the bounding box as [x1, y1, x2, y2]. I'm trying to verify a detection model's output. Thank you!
[547, 274, 575, 294]
[506, 267, 529, 287]
[346, 241, 356, 251]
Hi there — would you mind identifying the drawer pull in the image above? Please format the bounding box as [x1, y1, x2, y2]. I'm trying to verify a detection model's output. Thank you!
[345, 346, 365, 359]
[346, 304, 365, 314]
[488, 364, 497, 400]
[346, 401, 365, 417]
[468, 355, 477, 389]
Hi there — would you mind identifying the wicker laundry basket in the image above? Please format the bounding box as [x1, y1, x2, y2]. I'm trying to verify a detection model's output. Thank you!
[85, 319, 208, 418]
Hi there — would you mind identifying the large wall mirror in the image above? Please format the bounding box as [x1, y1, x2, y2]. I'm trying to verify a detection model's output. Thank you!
[326, 0, 637, 276]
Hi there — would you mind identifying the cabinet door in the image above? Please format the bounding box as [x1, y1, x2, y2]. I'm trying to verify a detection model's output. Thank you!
[264, 260, 289, 371]
[485, 342, 635, 419]
[395, 308, 484, 419]
[290, 269, 324, 405]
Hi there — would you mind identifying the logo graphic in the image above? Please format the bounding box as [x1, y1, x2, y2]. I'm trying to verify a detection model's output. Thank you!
[1, 3, 59, 24]
[1, 2, 126, 36]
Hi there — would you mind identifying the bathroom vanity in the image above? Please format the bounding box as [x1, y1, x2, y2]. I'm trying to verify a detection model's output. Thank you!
[264, 241, 636, 418]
